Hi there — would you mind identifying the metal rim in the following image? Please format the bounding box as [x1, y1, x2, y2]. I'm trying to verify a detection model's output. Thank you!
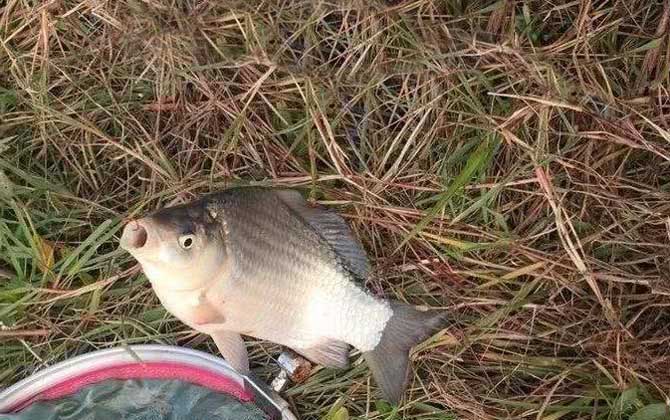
[0, 345, 293, 419]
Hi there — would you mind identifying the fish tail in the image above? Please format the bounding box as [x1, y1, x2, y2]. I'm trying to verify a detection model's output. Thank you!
[363, 301, 447, 404]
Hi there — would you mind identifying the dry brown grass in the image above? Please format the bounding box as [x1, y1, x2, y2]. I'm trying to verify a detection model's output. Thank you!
[1, 1, 670, 419]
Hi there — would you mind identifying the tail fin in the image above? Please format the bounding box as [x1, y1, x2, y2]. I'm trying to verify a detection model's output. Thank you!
[363, 301, 446, 404]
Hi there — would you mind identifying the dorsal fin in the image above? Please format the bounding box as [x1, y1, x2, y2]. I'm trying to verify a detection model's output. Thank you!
[274, 189, 369, 279]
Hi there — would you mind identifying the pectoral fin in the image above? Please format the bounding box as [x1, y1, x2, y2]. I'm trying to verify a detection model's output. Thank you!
[191, 301, 225, 326]
[211, 330, 249, 374]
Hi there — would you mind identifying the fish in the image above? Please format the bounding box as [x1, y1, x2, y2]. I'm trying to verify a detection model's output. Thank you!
[119, 186, 446, 404]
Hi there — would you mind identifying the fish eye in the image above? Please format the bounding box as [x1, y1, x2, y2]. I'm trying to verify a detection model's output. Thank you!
[178, 234, 195, 250]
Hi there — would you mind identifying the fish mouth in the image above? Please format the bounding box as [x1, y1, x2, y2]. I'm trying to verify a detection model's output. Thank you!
[120, 219, 150, 252]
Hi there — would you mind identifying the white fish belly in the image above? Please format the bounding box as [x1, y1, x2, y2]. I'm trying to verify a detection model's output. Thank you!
[218, 267, 393, 352]
[302, 275, 393, 352]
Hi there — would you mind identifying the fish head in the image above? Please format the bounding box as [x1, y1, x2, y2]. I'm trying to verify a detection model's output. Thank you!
[120, 199, 226, 290]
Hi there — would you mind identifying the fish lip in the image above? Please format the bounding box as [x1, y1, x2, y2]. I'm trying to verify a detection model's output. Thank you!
[119, 219, 150, 253]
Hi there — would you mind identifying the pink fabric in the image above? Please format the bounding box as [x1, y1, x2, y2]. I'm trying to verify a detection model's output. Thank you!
[9, 362, 253, 413]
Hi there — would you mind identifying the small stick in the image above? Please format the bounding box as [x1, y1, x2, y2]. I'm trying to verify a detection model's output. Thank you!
[0, 329, 50, 339]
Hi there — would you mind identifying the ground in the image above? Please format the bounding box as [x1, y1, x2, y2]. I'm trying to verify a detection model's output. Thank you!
[1, 1, 670, 419]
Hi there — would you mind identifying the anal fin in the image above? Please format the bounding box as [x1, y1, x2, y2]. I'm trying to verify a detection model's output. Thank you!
[293, 340, 351, 369]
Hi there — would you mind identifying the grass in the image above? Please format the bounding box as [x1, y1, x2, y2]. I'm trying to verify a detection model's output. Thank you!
[1, 0, 670, 418]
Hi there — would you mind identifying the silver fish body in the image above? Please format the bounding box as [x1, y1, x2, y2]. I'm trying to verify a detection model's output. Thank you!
[208, 190, 391, 351]
[120, 187, 445, 404]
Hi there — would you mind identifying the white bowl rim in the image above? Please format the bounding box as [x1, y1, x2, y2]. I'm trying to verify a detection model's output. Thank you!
[0, 344, 288, 418]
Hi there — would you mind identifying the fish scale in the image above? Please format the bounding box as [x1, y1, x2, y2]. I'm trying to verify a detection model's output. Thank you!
[230, 216, 328, 288]
[224, 210, 369, 347]
[230, 211, 318, 275]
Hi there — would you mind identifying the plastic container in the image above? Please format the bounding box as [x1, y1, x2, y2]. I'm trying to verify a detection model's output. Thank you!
[0, 345, 296, 420]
